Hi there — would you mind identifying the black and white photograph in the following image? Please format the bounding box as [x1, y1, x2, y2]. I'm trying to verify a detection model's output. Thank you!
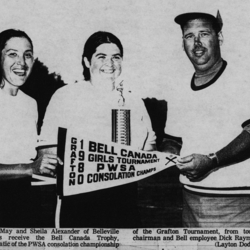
[1, 0, 250, 249]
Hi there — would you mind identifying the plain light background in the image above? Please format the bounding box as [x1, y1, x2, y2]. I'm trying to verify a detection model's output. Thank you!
[1, 0, 250, 99]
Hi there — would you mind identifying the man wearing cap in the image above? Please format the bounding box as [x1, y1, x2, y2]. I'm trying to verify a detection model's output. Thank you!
[165, 11, 250, 227]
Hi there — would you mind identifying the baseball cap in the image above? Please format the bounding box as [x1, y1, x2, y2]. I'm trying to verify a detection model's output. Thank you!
[174, 11, 223, 32]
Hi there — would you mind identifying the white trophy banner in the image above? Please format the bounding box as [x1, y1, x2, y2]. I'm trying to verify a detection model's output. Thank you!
[57, 127, 179, 196]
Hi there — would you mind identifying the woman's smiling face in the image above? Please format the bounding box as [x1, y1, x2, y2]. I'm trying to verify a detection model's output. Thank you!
[84, 43, 122, 82]
[1, 37, 34, 89]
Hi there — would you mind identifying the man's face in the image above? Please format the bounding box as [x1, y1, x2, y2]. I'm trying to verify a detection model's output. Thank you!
[182, 19, 222, 72]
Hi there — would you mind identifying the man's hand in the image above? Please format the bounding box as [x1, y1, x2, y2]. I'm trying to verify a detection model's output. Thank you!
[177, 154, 216, 181]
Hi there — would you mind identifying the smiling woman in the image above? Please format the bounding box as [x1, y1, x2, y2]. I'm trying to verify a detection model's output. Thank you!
[1, 37, 33, 93]
[39, 31, 156, 228]
[83, 43, 122, 90]
[0, 29, 61, 227]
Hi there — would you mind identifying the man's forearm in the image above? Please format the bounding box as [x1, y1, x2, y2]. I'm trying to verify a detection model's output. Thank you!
[215, 130, 250, 167]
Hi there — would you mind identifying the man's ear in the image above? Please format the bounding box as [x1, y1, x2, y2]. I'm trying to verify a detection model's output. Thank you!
[218, 31, 224, 46]
[83, 57, 90, 68]
[182, 39, 184, 50]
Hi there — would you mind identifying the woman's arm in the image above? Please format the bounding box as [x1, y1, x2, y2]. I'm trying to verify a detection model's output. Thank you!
[0, 148, 61, 181]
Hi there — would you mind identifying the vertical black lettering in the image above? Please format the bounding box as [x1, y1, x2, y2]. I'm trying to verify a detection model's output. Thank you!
[80, 140, 84, 149]
[79, 151, 85, 161]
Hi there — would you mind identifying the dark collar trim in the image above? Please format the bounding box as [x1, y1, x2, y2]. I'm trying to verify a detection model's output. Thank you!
[242, 119, 250, 129]
[191, 60, 227, 91]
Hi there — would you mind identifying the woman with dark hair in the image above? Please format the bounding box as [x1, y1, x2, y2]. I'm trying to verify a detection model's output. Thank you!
[0, 29, 60, 227]
[82, 31, 123, 81]
[40, 31, 156, 227]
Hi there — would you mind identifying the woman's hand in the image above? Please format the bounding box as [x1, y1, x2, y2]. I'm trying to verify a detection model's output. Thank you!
[30, 153, 63, 177]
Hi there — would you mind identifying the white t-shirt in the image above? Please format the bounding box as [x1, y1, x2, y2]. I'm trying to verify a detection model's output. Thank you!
[40, 81, 156, 150]
[165, 63, 250, 191]
[0, 89, 38, 164]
